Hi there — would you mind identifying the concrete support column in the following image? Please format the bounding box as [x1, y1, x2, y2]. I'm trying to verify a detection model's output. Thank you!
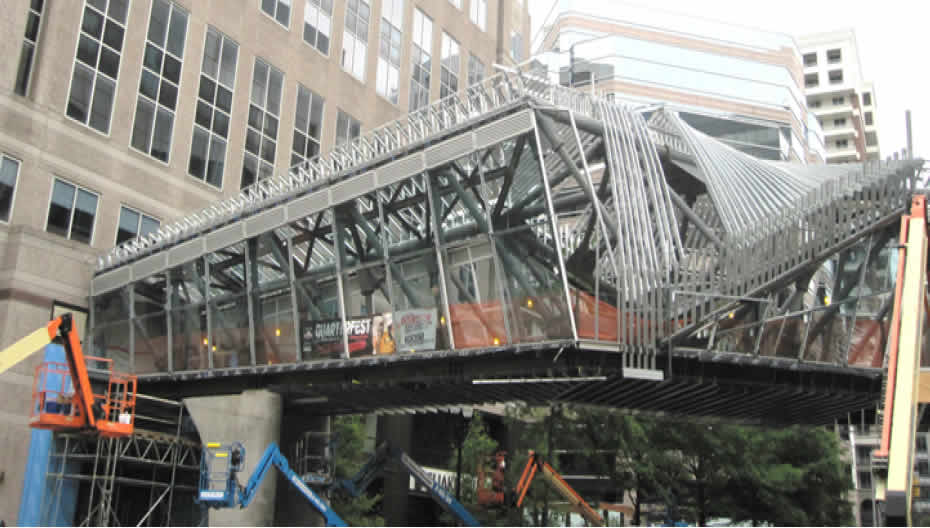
[378, 414, 413, 526]
[185, 389, 283, 526]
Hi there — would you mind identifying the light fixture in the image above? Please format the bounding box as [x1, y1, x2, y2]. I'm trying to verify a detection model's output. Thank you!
[727, 311, 734, 319]
[473, 376, 607, 385]
[275, 327, 281, 337]
[212, 345, 217, 352]
[440, 315, 446, 325]
[526, 298, 534, 309]
[824, 296, 831, 306]
[492, 337, 501, 346]
[203, 337, 209, 346]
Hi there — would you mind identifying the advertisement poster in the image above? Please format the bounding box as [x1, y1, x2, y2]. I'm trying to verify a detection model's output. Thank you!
[394, 308, 438, 352]
[300, 317, 372, 358]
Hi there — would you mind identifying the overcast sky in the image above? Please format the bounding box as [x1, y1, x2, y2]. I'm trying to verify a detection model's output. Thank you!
[529, 0, 928, 160]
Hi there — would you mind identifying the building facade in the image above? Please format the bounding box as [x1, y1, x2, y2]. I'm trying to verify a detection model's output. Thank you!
[799, 29, 881, 163]
[532, 0, 825, 164]
[0, 0, 529, 521]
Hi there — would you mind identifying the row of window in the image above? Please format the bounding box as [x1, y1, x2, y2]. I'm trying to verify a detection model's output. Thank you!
[803, 48, 842, 67]
[0, 153, 160, 246]
[804, 69, 843, 88]
[48, 0, 489, 193]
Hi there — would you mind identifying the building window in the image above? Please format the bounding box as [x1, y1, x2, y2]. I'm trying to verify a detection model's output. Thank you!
[409, 8, 432, 111]
[335, 109, 361, 146]
[131, 0, 188, 163]
[376, 0, 404, 104]
[511, 31, 522, 63]
[242, 58, 284, 189]
[803, 52, 816, 67]
[863, 92, 872, 106]
[808, 98, 821, 108]
[440, 33, 460, 99]
[832, 96, 845, 105]
[303, 0, 332, 54]
[15, 0, 45, 96]
[341, 0, 370, 80]
[804, 73, 818, 88]
[836, 139, 849, 149]
[866, 132, 878, 147]
[292, 84, 324, 166]
[827, 48, 841, 63]
[469, 0, 487, 32]
[828, 69, 843, 84]
[46, 179, 98, 244]
[261, 0, 291, 27]
[190, 26, 238, 188]
[0, 155, 21, 222]
[833, 118, 846, 127]
[865, 112, 873, 126]
[468, 53, 485, 87]
[858, 471, 871, 490]
[66, 0, 129, 134]
[116, 205, 159, 244]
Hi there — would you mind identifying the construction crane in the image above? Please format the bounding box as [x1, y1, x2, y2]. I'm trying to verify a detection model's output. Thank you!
[871, 195, 930, 527]
[198, 441, 348, 527]
[335, 442, 481, 527]
[510, 450, 605, 527]
[0, 313, 137, 438]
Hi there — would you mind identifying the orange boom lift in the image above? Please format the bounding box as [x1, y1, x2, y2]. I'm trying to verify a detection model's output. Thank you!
[0, 313, 137, 438]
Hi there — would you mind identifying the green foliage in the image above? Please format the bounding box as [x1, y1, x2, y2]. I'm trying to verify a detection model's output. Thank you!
[330, 415, 384, 526]
[449, 413, 500, 505]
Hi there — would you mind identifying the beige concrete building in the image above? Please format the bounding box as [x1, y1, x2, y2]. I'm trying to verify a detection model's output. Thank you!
[799, 29, 881, 163]
[0, 0, 529, 521]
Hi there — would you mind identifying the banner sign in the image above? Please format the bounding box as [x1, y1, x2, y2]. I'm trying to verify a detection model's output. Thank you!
[394, 309, 438, 352]
[300, 308, 438, 358]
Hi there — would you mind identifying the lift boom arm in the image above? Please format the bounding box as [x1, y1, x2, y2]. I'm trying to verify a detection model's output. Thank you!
[514, 451, 605, 527]
[337, 442, 481, 527]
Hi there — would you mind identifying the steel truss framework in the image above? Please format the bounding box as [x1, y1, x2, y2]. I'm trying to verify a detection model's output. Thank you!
[88, 70, 923, 423]
[42, 396, 203, 527]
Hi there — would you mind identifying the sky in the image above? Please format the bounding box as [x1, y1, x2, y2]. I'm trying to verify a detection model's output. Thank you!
[528, 0, 930, 160]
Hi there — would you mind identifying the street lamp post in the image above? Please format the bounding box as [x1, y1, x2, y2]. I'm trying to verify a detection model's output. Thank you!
[455, 407, 474, 501]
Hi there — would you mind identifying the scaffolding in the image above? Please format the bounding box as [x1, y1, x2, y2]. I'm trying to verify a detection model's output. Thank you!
[41, 393, 203, 527]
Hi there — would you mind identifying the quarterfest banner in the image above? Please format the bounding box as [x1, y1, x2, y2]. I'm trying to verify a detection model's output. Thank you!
[300, 308, 438, 359]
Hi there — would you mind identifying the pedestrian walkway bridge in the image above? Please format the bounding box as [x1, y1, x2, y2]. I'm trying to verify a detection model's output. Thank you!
[88, 70, 924, 425]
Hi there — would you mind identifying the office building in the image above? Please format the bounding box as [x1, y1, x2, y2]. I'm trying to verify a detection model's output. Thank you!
[532, 0, 825, 164]
[0, 0, 529, 521]
[799, 29, 881, 163]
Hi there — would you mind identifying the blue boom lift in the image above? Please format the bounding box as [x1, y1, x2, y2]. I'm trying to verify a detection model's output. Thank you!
[198, 441, 347, 527]
[336, 442, 481, 527]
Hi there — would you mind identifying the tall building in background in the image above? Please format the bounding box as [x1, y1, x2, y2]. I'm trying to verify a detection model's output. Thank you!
[0, 0, 528, 521]
[532, 0, 825, 163]
[799, 29, 881, 163]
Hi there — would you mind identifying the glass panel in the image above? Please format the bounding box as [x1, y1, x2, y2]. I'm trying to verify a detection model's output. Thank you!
[93, 289, 128, 324]
[189, 126, 208, 178]
[166, 7, 188, 58]
[151, 107, 173, 162]
[89, 74, 115, 133]
[202, 28, 221, 78]
[134, 311, 169, 374]
[47, 180, 75, 237]
[171, 305, 208, 371]
[208, 243, 249, 368]
[206, 137, 226, 187]
[293, 211, 343, 360]
[117, 207, 140, 244]
[147, 0, 170, 47]
[71, 189, 97, 244]
[132, 97, 155, 152]
[444, 246, 508, 349]
[256, 290, 296, 365]
[219, 39, 238, 87]
[92, 321, 130, 372]
[67, 63, 94, 122]
[251, 232, 294, 364]
[140, 215, 160, 236]
[0, 157, 19, 222]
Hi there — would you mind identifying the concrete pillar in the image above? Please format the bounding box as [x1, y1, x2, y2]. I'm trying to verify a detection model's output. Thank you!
[378, 414, 413, 526]
[185, 389, 283, 526]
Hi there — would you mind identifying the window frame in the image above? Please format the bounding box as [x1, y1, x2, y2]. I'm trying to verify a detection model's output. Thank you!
[335, 108, 361, 147]
[828, 69, 843, 84]
[804, 73, 818, 88]
[467, 53, 485, 87]
[802, 52, 816, 67]
[439, 32, 460, 99]
[409, 7, 433, 111]
[116, 204, 160, 245]
[260, 0, 292, 29]
[291, 83, 325, 167]
[64, 0, 131, 136]
[15, 0, 46, 97]
[44, 177, 100, 245]
[827, 48, 842, 64]
[302, 0, 333, 56]
[189, 25, 240, 190]
[129, 0, 190, 164]
[242, 57, 285, 189]
[375, 0, 404, 105]
[0, 153, 22, 224]
[341, 0, 371, 81]
[469, 0, 487, 32]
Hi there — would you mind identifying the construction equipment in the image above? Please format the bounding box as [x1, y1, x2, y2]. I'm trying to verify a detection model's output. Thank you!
[0, 313, 137, 438]
[335, 442, 481, 527]
[198, 441, 347, 527]
[872, 195, 930, 527]
[476, 451, 508, 507]
[513, 450, 605, 527]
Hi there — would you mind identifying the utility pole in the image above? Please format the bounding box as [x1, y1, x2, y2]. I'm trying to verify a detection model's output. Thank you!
[906, 110, 913, 160]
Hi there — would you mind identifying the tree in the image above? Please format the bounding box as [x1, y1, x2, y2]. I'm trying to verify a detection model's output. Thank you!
[330, 415, 385, 526]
